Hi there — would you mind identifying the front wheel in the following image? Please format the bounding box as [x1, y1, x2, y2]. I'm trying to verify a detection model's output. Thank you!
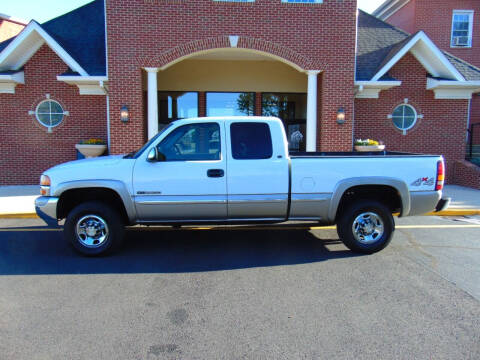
[64, 201, 125, 256]
[337, 200, 394, 254]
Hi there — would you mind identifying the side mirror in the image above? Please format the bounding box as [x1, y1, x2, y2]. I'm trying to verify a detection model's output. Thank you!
[147, 148, 166, 162]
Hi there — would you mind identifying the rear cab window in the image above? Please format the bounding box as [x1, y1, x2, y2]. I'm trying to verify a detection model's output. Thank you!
[230, 122, 273, 160]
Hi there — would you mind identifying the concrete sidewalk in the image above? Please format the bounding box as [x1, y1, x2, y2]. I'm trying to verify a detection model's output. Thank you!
[0, 184, 479, 218]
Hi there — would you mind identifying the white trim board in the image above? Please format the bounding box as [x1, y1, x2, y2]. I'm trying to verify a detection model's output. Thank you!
[354, 80, 402, 99]
[371, 31, 465, 82]
[427, 78, 480, 99]
[0, 71, 24, 94]
[0, 21, 88, 76]
[57, 75, 108, 95]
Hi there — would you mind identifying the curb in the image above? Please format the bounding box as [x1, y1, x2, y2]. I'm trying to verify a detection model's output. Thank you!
[0, 213, 39, 219]
[0, 209, 479, 219]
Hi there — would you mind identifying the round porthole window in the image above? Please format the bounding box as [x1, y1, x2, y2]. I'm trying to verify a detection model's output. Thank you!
[35, 99, 66, 129]
[391, 104, 417, 132]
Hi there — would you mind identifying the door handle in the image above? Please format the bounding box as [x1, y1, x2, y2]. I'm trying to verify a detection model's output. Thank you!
[207, 169, 225, 178]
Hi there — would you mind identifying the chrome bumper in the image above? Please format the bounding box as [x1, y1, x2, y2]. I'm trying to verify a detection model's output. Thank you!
[35, 196, 59, 227]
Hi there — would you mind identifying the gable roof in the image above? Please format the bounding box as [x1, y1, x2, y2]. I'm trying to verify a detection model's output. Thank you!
[0, 0, 105, 76]
[356, 10, 480, 82]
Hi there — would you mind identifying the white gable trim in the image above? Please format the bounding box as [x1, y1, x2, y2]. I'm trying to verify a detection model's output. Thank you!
[354, 80, 402, 99]
[427, 78, 480, 99]
[0, 21, 88, 76]
[0, 71, 24, 94]
[371, 31, 465, 82]
[57, 75, 108, 95]
[372, 0, 410, 21]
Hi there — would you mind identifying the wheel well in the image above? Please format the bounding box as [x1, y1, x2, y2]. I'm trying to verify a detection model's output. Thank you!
[335, 185, 402, 221]
[57, 187, 129, 224]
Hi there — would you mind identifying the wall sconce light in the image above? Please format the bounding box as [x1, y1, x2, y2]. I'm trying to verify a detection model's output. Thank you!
[336, 107, 346, 125]
[121, 105, 129, 123]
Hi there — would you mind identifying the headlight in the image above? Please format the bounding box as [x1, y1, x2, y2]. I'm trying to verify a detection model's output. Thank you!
[40, 175, 51, 196]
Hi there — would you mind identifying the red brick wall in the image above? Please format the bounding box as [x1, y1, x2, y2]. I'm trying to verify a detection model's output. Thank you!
[0, 45, 107, 185]
[453, 160, 480, 189]
[386, 0, 480, 68]
[355, 53, 469, 182]
[0, 18, 24, 42]
[106, 0, 357, 154]
[413, 0, 480, 67]
[384, 0, 416, 34]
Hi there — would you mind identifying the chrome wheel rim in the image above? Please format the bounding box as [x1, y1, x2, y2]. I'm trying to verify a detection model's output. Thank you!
[352, 212, 384, 244]
[75, 215, 109, 248]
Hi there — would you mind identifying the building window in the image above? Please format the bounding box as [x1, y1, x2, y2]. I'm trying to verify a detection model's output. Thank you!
[281, 0, 323, 3]
[262, 93, 307, 151]
[391, 103, 418, 134]
[451, 10, 474, 48]
[158, 92, 198, 130]
[206, 92, 255, 117]
[35, 99, 68, 130]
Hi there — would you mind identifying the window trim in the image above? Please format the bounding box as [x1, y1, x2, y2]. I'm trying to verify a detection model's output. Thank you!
[451, 10, 474, 48]
[391, 103, 418, 134]
[281, 0, 323, 3]
[35, 99, 67, 130]
[156, 122, 222, 162]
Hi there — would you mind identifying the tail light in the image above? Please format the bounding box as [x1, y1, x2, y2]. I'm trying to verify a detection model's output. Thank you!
[435, 160, 445, 191]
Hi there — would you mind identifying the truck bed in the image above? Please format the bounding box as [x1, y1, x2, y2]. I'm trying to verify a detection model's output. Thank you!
[290, 151, 434, 158]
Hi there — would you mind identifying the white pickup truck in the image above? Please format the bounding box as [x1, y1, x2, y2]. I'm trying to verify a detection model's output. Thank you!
[36, 117, 449, 256]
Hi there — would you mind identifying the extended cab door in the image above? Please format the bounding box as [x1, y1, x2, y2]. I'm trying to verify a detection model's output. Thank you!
[225, 120, 290, 220]
[132, 121, 227, 221]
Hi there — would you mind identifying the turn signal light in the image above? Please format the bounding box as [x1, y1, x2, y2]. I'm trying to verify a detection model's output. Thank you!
[40, 175, 51, 186]
[40, 175, 51, 196]
[435, 160, 445, 191]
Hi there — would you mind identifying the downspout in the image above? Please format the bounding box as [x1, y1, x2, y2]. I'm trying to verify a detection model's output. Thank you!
[352, 9, 359, 149]
[104, 0, 110, 152]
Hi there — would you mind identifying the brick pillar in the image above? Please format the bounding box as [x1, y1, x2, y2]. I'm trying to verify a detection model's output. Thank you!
[199, 92, 206, 117]
[255, 92, 262, 116]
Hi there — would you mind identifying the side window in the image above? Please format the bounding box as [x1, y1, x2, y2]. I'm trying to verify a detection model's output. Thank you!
[157, 123, 221, 161]
[230, 122, 273, 160]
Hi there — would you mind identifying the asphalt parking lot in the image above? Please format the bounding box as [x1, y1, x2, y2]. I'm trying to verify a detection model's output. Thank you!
[0, 216, 479, 359]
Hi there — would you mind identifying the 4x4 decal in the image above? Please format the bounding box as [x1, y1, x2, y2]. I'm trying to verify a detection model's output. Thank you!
[411, 177, 435, 187]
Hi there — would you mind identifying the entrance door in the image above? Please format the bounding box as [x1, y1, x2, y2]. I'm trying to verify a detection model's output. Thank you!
[133, 121, 227, 221]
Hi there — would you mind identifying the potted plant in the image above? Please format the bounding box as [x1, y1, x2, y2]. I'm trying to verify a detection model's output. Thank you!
[354, 139, 385, 152]
[75, 138, 107, 158]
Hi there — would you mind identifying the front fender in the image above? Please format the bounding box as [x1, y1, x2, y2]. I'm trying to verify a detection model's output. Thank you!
[327, 177, 410, 222]
[53, 180, 136, 222]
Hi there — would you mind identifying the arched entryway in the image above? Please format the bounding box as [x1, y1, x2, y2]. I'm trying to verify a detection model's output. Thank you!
[142, 46, 321, 151]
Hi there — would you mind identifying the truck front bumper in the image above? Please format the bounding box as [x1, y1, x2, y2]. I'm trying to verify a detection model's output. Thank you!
[35, 196, 60, 228]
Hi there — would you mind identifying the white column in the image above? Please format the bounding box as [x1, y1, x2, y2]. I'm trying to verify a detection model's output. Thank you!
[146, 67, 159, 140]
[306, 70, 320, 152]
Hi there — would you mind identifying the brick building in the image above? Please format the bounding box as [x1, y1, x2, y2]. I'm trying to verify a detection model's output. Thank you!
[1, 0, 480, 187]
[374, 0, 480, 187]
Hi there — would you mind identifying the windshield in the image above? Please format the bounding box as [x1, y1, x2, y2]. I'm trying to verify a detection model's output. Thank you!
[124, 123, 173, 159]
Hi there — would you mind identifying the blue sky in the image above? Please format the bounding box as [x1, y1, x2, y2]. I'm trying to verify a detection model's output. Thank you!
[2, 0, 386, 23]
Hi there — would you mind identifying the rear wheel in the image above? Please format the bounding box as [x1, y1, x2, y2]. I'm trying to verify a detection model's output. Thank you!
[64, 201, 125, 256]
[337, 200, 394, 254]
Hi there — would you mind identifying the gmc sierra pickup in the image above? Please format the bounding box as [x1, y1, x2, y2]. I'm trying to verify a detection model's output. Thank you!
[35, 117, 449, 256]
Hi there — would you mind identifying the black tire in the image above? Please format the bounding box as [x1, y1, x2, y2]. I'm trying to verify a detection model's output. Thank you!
[337, 200, 394, 254]
[64, 201, 125, 256]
